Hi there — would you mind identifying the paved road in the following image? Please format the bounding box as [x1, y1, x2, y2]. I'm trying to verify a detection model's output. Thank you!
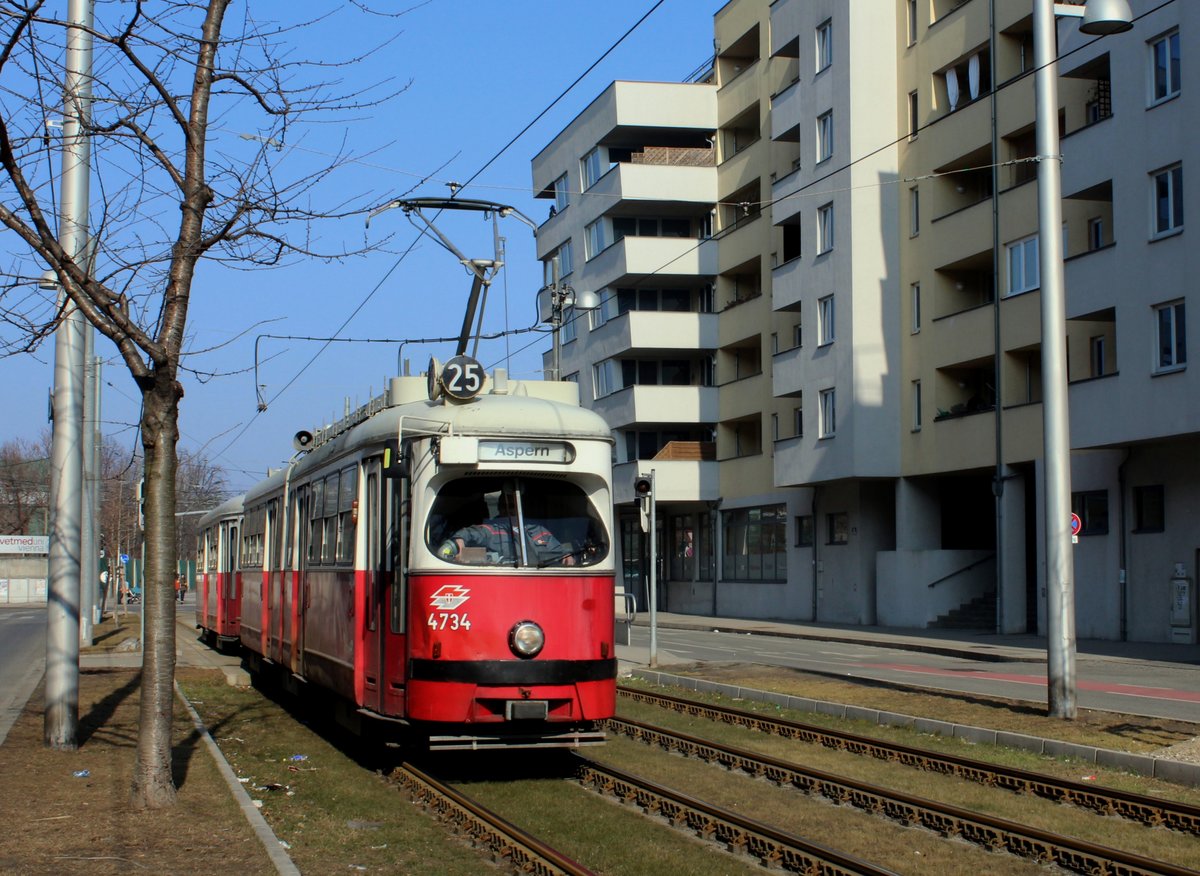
[0, 606, 47, 745]
[633, 625, 1200, 722]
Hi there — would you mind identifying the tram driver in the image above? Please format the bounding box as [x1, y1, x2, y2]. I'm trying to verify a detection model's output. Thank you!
[437, 487, 576, 567]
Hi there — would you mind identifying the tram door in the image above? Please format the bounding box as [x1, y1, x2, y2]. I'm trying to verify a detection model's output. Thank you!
[361, 462, 383, 711]
[292, 486, 310, 675]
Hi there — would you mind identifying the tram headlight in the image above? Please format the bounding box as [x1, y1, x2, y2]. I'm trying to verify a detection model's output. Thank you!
[508, 621, 545, 659]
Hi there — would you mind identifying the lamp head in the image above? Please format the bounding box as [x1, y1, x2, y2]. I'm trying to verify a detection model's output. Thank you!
[572, 288, 601, 311]
[1079, 0, 1133, 35]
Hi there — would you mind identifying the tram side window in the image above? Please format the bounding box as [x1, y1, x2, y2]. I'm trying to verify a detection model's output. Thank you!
[337, 465, 357, 564]
[309, 478, 324, 563]
[322, 472, 340, 563]
[427, 476, 609, 568]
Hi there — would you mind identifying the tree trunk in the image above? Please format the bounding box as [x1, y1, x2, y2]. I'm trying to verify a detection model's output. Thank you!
[129, 372, 180, 809]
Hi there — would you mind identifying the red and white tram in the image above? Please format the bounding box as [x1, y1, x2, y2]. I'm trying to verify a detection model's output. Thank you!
[195, 495, 244, 649]
[212, 361, 616, 749]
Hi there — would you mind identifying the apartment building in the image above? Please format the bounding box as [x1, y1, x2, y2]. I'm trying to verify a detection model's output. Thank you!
[532, 0, 1197, 644]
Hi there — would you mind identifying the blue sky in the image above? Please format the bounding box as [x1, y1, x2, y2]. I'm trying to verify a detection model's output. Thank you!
[3, 0, 724, 492]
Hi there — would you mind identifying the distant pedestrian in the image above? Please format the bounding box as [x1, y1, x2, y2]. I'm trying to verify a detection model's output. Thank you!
[175, 574, 184, 603]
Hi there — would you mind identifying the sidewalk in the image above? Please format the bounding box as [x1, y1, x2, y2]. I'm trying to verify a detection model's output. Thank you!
[614, 611, 1200, 672]
[80, 601, 248, 684]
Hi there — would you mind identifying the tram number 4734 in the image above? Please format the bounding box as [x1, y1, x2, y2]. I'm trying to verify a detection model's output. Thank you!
[427, 612, 472, 631]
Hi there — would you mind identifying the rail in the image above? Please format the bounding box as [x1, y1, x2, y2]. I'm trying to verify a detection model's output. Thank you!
[573, 755, 897, 876]
[390, 762, 596, 876]
[606, 715, 1195, 876]
[618, 686, 1200, 836]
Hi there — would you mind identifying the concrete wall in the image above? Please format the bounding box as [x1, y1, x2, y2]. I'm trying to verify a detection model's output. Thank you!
[0, 556, 48, 604]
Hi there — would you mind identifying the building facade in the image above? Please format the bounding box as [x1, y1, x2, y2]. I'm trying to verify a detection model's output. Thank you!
[531, 0, 1198, 644]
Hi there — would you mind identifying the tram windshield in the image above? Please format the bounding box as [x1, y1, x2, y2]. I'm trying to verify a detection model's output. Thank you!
[427, 476, 608, 568]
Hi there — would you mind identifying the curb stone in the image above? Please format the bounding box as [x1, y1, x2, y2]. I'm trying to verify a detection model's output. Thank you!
[175, 682, 301, 876]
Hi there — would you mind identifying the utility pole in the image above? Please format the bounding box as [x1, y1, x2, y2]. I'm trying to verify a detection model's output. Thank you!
[1034, 0, 1132, 719]
[45, 0, 93, 750]
[635, 472, 657, 667]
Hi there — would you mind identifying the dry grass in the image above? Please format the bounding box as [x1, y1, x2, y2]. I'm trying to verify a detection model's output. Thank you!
[0, 667, 275, 876]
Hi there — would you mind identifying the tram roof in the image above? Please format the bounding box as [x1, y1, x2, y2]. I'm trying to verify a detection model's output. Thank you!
[196, 493, 245, 528]
[245, 377, 613, 499]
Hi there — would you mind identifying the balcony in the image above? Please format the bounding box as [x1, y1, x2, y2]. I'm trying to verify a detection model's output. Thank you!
[591, 385, 718, 430]
[918, 90, 990, 172]
[717, 59, 761, 124]
[770, 250, 804, 311]
[1064, 242, 1118, 314]
[583, 235, 717, 288]
[769, 0, 800, 58]
[624, 310, 716, 352]
[587, 162, 716, 214]
[613, 458, 719, 504]
[770, 78, 801, 142]
[772, 343, 803, 398]
[928, 304, 995, 369]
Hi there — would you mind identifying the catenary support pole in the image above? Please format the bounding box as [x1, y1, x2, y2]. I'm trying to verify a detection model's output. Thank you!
[1034, 0, 1076, 719]
[45, 0, 94, 749]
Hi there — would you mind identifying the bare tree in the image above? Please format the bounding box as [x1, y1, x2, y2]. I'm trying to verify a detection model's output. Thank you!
[0, 1, 406, 807]
[0, 432, 51, 534]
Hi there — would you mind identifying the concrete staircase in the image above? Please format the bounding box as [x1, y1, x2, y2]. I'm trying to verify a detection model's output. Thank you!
[928, 590, 997, 630]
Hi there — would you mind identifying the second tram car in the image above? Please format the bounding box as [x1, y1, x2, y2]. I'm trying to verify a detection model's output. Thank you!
[202, 363, 617, 749]
[196, 495, 244, 649]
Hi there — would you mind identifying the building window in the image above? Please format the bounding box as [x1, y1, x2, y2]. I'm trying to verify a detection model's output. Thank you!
[795, 515, 814, 547]
[816, 19, 832, 73]
[544, 243, 573, 284]
[818, 387, 836, 437]
[907, 91, 918, 140]
[911, 282, 921, 333]
[1087, 216, 1104, 251]
[793, 400, 803, 437]
[1071, 490, 1109, 535]
[1006, 234, 1039, 295]
[1154, 300, 1186, 372]
[584, 218, 607, 260]
[909, 185, 920, 236]
[1090, 334, 1107, 377]
[552, 174, 569, 212]
[817, 202, 834, 253]
[816, 110, 833, 163]
[826, 511, 848, 545]
[721, 505, 787, 582]
[818, 294, 835, 345]
[1151, 164, 1183, 238]
[1150, 30, 1181, 105]
[592, 359, 619, 399]
[1133, 485, 1165, 533]
[581, 146, 606, 190]
[912, 379, 922, 431]
[792, 317, 803, 348]
[906, 0, 917, 46]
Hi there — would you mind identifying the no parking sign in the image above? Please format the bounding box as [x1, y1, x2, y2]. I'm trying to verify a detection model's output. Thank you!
[1070, 513, 1082, 544]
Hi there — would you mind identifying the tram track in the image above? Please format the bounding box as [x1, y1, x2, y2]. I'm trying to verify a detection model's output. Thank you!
[605, 714, 1195, 876]
[619, 685, 1200, 835]
[571, 754, 899, 876]
[389, 761, 596, 876]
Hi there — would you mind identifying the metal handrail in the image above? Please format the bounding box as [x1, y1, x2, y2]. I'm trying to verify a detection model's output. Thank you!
[926, 552, 995, 588]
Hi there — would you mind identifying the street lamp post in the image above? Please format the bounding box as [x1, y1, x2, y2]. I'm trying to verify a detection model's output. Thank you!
[1035, 0, 1132, 719]
[537, 257, 598, 381]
